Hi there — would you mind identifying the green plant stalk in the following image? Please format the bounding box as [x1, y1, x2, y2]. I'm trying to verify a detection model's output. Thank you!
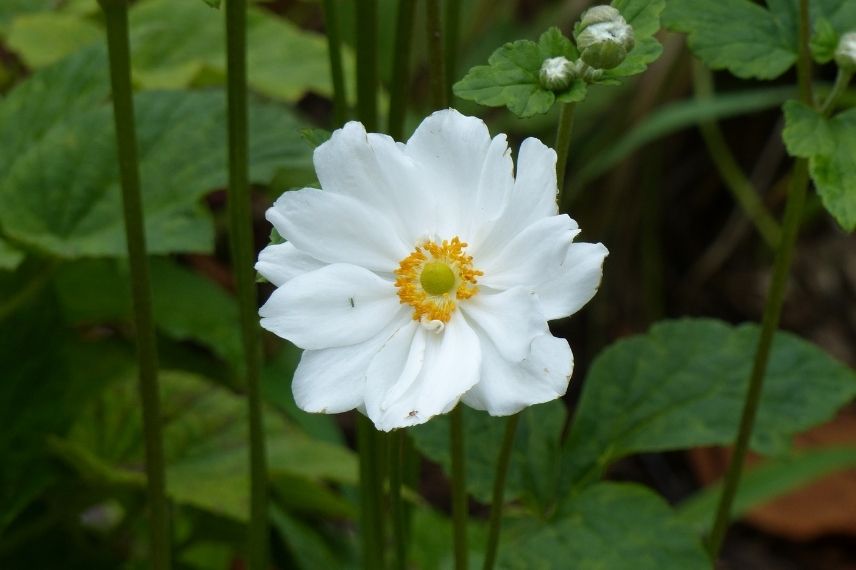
[390, 430, 407, 570]
[451, 405, 468, 570]
[99, 1, 169, 568]
[692, 62, 781, 248]
[444, 0, 462, 102]
[820, 68, 853, 116]
[388, 0, 417, 140]
[357, 416, 384, 569]
[482, 413, 520, 570]
[426, 0, 448, 109]
[706, 0, 814, 557]
[554, 102, 576, 198]
[224, 1, 268, 568]
[322, 0, 348, 125]
[356, 0, 379, 130]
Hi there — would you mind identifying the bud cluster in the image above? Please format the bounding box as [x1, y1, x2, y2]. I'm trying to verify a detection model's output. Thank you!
[574, 5, 635, 70]
[836, 31, 856, 73]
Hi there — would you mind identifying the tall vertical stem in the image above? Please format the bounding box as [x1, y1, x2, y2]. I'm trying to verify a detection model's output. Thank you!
[554, 102, 576, 198]
[706, 0, 813, 557]
[225, 0, 268, 567]
[450, 406, 468, 570]
[357, 416, 384, 569]
[356, 0, 379, 130]
[99, 1, 169, 568]
[482, 414, 520, 570]
[322, 0, 348, 125]
[426, 0, 448, 109]
[388, 0, 417, 140]
[444, 0, 462, 102]
[390, 430, 407, 570]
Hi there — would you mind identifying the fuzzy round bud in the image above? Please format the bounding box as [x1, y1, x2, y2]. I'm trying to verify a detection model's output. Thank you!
[539, 56, 575, 90]
[835, 31, 856, 73]
[575, 6, 635, 70]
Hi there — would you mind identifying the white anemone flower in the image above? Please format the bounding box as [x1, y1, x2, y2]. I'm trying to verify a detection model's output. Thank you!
[257, 109, 607, 431]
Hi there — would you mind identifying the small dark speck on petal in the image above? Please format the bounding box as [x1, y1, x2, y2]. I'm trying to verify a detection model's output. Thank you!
[349, 297, 355, 308]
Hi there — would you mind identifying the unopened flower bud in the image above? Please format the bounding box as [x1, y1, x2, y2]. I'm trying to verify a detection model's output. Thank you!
[835, 31, 856, 73]
[575, 5, 634, 70]
[539, 56, 574, 90]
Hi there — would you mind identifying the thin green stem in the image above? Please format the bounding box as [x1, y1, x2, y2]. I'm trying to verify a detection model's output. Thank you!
[356, 0, 379, 130]
[388, 0, 417, 140]
[444, 0, 462, 102]
[554, 102, 576, 197]
[450, 405, 468, 570]
[99, 1, 169, 568]
[426, 0, 448, 109]
[820, 68, 852, 116]
[390, 430, 407, 570]
[706, 0, 813, 557]
[357, 416, 384, 570]
[322, 0, 348, 125]
[224, 1, 268, 568]
[692, 62, 781, 249]
[482, 414, 520, 570]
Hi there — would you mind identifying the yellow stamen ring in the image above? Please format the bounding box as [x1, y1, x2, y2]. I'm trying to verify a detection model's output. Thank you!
[394, 237, 482, 324]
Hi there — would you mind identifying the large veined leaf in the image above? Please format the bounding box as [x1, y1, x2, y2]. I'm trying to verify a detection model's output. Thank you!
[409, 401, 566, 508]
[6, 12, 101, 68]
[560, 319, 856, 494]
[782, 102, 856, 231]
[0, 0, 53, 34]
[0, 238, 24, 271]
[498, 483, 709, 569]
[663, 0, 856, 79]
[0, 48, 313, 258]
[50, 371, 358, 521]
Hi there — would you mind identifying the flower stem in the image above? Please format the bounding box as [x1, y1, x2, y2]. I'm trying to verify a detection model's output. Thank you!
[706, 0, 813, 557]
[692, 62, 781, 249]
[224, 0, 268, 567]
[388, 0, 417, 140]
[451, 405, 468, 570]
[554, 102, 576, 198]
[355, 0, 379, 130]
[820, 68, 853, 116]
[322, 0, 348, 125]
[482, 413, 520, 570]
[444, 0, 462, 102]
[357, 416, 384, 569]
[426, 0, 448, 109]
[390, 430, 407, 570]
[99, 1, 169, 568]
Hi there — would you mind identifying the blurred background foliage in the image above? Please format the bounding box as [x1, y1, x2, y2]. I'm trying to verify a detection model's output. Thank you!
[1, 0, 855, 569]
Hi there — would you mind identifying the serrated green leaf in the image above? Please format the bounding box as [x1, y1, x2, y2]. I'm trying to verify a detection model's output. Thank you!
[810, 18, 839, 63]
[6, 12, 101, 68]
[499, 483, 709, 569]
[678, 447, 856, 533]
[664, 0, 856, 80]
[0, 238, 24, 271]
[409, 401, 565, 507]
[559, 319, 856, 494]
[782, 100, 835, 157]
[0, 48, 312, 258]
[808, 108, 856, 231]
[53, 370, 357, 521]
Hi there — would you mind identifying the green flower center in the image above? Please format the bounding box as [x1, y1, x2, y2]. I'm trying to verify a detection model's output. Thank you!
[419, 261, 456, 295]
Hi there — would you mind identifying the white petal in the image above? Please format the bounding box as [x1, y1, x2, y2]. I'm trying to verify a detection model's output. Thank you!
[266, 189, 410, 273]
[535, 242, 608, 320]
[291, 319, 405, 414]
[477, 215, 579, 290]
[314, 122, 433, 244]
[468, 134, 515, 236]
[259, 263, 403, 350]
[461, 287, 546, 362]
[365, 311, 482, 431]
[255, 242, 325, 287]
[463, 334, 573, 416]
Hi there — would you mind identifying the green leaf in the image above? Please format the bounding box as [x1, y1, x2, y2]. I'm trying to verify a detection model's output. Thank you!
[663, 0, 856, 79]
[782, 103, 856, 230]
[678, 447, 856, 534]
[0, 47, 313, 258]
[199, 0, 221, 7]
[560, 319, 856, 493]
[52, 370, 357, 521]
[810, 18, 839, 63]
[271, 507, 350, 570]
[453, 28, 584, 118]
[499, 483, 709, 569]
[6, 12, 101, 68]
[0, 238, 24, 271]
[409, 401, 566, 508]
[300, 128, 332, 149]
[0, 0, 53, 34]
